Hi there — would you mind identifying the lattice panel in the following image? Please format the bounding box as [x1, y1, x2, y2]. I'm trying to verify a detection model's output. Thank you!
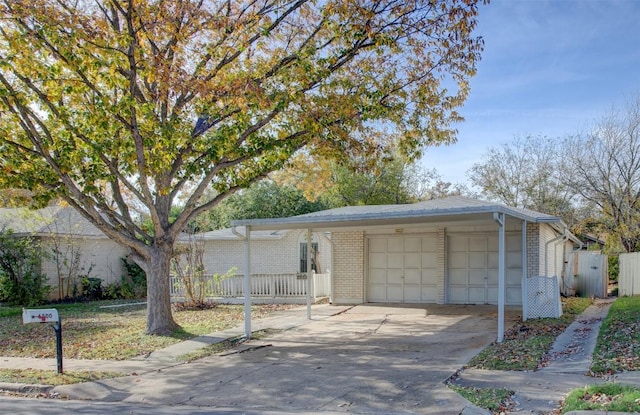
[527, 276, 562, 319]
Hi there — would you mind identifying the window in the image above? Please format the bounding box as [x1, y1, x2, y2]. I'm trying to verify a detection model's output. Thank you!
[300, 242, 318, 273]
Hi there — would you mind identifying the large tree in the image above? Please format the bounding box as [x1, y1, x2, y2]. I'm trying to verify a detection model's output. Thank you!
[188, 180, 327, 232]
[563, 96, 640, 253]
[0, 0, 484, 334]
[467, 135, 577, 225]
[273, 152, 463, 206]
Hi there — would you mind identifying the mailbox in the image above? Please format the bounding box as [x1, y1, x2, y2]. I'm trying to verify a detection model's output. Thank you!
[22, 308, 63, 373]
[22, 308, 59, 324]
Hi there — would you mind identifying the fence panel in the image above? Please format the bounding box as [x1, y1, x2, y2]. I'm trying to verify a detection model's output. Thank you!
[619, 252, 640, 296]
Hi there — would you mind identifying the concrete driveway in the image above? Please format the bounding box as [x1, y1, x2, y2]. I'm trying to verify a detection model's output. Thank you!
[56, 304, 519, 415]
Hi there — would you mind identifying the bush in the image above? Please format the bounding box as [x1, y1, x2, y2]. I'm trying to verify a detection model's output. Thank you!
[0, 228, 50, 306]
[81, 277, 102, 300]
[608, 255, 619, 283]
[102, 258, 147, 300]
[122, 258, 146, 298]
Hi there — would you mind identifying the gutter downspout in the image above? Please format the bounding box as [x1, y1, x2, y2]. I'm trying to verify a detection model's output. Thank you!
[232, 225, 252, 339]
[545, 230, 568, 277]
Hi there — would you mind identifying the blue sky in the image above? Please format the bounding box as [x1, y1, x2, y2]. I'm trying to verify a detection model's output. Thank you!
[421, 0, 640, 184]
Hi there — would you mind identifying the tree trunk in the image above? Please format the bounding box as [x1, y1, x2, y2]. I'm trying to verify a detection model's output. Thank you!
[145, 243, 180, 335]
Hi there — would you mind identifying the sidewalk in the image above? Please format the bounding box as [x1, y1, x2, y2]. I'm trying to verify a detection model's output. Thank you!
[0, 304, 353, 376]
[455, 298, 640, 414]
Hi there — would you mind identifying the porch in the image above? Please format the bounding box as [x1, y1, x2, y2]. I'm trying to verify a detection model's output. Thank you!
[170, 272, 331, 303]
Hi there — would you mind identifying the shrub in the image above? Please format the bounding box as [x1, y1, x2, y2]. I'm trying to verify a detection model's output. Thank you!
[81, 277, 102, 300]
[0, 228, 50, 306]
[122, 258, 146, 298]
[608, 255, 619, 283]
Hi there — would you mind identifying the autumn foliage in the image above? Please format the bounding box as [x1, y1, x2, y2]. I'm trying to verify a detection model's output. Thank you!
[0, 0, 485, 334]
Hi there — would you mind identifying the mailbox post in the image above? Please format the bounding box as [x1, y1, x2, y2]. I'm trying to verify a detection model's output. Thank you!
[22, 308, 62, 374]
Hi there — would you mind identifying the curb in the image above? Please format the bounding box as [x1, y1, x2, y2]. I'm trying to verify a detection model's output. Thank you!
[565, 412, 636, 415]
[0, 382, 53, 394]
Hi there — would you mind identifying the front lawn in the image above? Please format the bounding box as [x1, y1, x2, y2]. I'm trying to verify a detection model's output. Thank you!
[591, 295, 640, 374]
[466, 297, 593, 371]
[562, 383, 640, 413]
[0, 368, 126, 386]
[0, 300, 296, 360]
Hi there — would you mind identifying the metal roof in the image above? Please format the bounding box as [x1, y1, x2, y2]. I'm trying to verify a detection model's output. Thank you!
[231, 196, 562, 231]
[189, 228, 289, 241]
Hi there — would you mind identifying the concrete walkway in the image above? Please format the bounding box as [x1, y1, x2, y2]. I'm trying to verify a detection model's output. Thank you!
[454, 298, 640, 414]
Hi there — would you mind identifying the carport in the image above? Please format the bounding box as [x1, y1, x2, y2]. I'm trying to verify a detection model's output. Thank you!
[231, 196, 579, 342]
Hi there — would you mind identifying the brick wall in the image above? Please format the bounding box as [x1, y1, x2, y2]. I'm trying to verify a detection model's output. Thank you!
[200, 230, 332, 276]
[332, 231, 365, 304]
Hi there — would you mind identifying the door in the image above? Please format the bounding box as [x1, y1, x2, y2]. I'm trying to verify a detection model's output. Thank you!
[368, 234, 438, 303]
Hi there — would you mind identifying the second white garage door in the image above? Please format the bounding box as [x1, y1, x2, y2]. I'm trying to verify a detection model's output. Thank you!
[368, 234, 439, 303]
[447, 233, 522, 305]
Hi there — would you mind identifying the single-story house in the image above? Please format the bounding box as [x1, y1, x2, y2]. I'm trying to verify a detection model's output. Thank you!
[0, 206, 333, 301]
[0, 206, 128, 298]
[231, 196, 582, 341]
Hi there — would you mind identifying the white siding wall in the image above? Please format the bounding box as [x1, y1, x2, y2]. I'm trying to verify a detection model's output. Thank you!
[41, 236, 128, 295]
[537, 223, 571, 278]
[539, 223, 557, 276]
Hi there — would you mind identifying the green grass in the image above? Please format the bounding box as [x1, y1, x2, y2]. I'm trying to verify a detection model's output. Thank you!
[0, 306, 22, 318]
[591, 296, 640, 375]
[0, 300, 297, 360]
[0, 368, 126, 386]
[562, 383, 640, 413]
[467, 297, 593, 371]
[449, 384, 513, 412]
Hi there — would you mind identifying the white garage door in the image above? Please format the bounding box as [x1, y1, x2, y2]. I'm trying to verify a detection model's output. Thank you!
[368, 234, 439, 303]
[447, 233, 522, 305]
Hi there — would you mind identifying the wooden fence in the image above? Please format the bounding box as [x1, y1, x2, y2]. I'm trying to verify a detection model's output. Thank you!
[619, 252, 640, 296]
[170, 272, 331, 302]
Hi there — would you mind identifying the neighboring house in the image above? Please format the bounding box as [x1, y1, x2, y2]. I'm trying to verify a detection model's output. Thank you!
[579, 234, 606, 251]
[0, 206, 128, 299]
[232, 196, 583, 340]
[0, 206, 332, 301]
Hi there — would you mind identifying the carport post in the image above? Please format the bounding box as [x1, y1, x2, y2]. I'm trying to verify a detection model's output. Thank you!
[494, 212, 505, 342]
[306, 228, 312, 320]
[522, 220, 528, 321]
[244, 226, 252, 338]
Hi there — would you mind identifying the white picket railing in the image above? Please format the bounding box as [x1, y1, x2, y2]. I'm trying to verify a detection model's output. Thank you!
[171, 272, 331, 301]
